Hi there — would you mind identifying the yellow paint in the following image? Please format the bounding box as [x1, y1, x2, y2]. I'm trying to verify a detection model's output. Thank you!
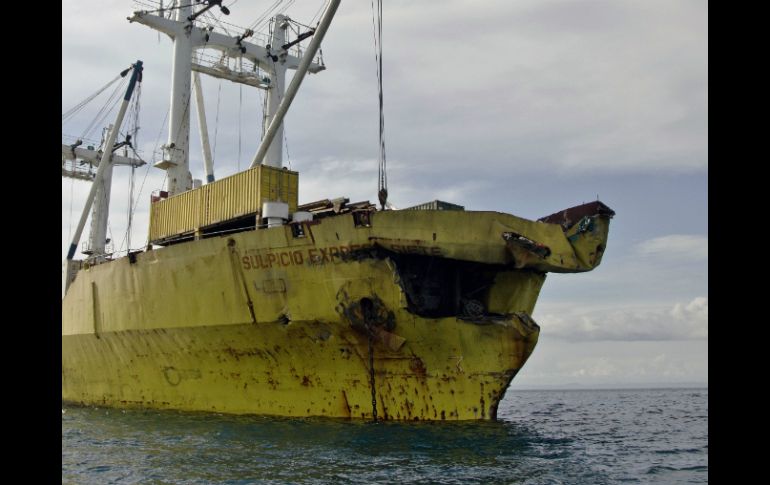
[63, 207, 612, 420]
[63, 316, 538, 420]
[149, 164, 298, 242]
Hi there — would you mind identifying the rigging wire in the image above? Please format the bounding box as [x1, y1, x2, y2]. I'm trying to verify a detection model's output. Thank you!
[371, 0, 387, 209]
[80, 76, 129, 142]
[149, 106, 171, 167]
[277, 0, 296, 19]
[118, 83, 143, 255]
[309, 0, 328, 27]
[130, 0, 191, 16]
[249, 0, 283, 32]
[76, 1, 332, 255]
[62, 74, 122, 124]
[62, 63, 140, 259]
[134, 1, 254, 42]
[127, 157, 136, 252]
[121, 82, 142, 148]
[197, 13, 257, 38]
[125, 105, 170, 252]
[202, 9, 233, 35]
[250, 0, 296, 35]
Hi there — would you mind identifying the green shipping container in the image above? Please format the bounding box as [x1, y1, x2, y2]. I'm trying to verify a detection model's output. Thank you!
[403, 200, 465, 211]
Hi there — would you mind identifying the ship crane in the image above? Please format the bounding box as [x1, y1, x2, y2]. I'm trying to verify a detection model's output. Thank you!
[129, 0, 329, 196]
[61, 63, 146, 262]
[62, 61, 145, 297]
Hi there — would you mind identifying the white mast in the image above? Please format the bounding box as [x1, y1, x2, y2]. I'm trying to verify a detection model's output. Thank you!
[192, 71, 215, 183]
[130, 2, 327, 190]
[250, 0, 341, 169]
[160, 0, 194, 195]
[263, 15, 289, 168]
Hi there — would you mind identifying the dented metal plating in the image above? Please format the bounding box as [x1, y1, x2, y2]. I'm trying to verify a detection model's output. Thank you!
[62, 202, 613, 420]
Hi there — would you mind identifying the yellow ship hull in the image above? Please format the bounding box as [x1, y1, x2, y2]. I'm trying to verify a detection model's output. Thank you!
[62, 205, 612, 420]
[62, 316, 538, 420]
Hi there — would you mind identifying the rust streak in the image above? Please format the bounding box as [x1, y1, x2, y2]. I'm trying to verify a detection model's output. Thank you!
[341, 390, 352, 418]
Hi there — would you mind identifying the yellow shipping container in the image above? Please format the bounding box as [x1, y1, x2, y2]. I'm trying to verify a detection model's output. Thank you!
[149, 165, 298, 243]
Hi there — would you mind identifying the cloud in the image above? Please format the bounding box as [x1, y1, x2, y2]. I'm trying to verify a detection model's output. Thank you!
[63, 0, 708, 188]
[562, 354, 701, 381]
[671, 296, 708, 329]
[537, 296, 708, 341]
[510, 339, 708, 387]
[634, 235, 708, 261]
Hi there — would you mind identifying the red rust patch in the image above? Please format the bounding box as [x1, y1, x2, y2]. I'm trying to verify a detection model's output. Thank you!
[409, 357, 427, 377]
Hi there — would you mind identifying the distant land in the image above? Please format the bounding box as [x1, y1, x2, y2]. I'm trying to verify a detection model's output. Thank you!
[509, 382, 708, 391]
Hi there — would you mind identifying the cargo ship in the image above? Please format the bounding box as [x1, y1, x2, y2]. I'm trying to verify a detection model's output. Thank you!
[62, 0, 614, 421]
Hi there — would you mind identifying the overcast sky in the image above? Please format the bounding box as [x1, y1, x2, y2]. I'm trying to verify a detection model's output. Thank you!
[62, 0, 708, 388]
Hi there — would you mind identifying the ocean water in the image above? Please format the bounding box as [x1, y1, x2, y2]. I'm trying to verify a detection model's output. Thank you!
[62, 388, 707, 484]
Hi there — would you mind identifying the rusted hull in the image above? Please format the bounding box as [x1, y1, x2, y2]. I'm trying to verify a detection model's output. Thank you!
[62, 206, 612, 420]
[62, 315, 538, 420]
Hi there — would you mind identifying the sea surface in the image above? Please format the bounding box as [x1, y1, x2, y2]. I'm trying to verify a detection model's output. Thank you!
[62, 388, 708, 484]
